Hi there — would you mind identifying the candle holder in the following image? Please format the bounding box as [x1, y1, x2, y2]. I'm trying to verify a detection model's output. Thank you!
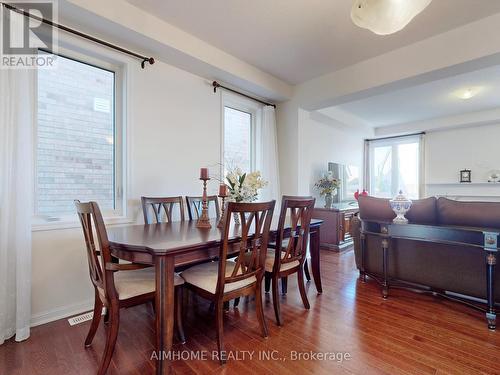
[217, 194, 227, 229]
[196, 177, 212, 229]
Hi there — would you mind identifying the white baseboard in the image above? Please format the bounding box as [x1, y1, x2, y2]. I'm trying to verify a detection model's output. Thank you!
[31, 299, 94, 327]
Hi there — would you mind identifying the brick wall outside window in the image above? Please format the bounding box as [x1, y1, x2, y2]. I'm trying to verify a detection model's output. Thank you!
[36, 55, 115, 216]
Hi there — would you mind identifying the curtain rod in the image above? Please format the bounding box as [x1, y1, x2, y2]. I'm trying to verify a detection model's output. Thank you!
[212, 81, 276, 108]
[365, 131, 425, 142]
[1, 2, 155, 69]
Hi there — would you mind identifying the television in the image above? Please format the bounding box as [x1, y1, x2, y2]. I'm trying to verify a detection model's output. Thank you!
[328, 162, 360, 203]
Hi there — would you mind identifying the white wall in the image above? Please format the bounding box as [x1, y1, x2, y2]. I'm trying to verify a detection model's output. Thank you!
[297, 109, 373, 199]
[31, 53, 223, 326]
[424, 123, 500, 201]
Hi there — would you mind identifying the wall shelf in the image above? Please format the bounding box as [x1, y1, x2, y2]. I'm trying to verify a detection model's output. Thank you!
[426, 182, 500, 186]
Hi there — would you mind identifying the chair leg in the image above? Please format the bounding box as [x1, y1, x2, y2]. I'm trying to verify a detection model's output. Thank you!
[264, 272, 271, 293]
[97, 302, 119, 375]
[175, 288, 186, 344]
[272, 276, 282, 326]
[215, 300, 226, 364]
[85, 290, 103, 347]
[234, 297, 240, 308]
[281, 277, 288, 294]
[304, 259, 311, 281]
[255, 282, 268, 338]
[297, 266, 310, 310]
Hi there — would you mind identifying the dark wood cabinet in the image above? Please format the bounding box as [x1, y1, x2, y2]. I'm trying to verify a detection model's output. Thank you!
[312, 203, 358, 252]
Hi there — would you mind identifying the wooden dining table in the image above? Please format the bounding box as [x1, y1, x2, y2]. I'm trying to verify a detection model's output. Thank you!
[107, 217, 323, 375]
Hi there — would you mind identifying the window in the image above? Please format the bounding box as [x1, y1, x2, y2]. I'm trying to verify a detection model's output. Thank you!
[222, 94, 259, 176]
[35, 51, 123, 221]
[366, 135, 423, 199]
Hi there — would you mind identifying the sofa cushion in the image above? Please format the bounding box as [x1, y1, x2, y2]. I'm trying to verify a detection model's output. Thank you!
[358, 195, 437, 224]
[358, 196, 395, 222]
[437, 197, 500, 229]
[406, 197, 438, 225]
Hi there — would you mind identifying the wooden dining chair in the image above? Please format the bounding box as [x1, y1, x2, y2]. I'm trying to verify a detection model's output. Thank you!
[185, 195, 220, 221]
[180, 201, 275, 364]
[141, 196, 185, 223]
[75, 201, 185, 375]
[265, 196, 315, 326]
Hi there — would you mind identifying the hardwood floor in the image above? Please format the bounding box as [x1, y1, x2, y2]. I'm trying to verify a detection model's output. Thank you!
[1, 250, 499, 375]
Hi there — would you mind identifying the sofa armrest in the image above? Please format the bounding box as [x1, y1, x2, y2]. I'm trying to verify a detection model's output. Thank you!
[351, 214, 362, 270]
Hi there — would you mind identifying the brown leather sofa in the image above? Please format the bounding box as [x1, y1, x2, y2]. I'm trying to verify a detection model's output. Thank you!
[351, 195, 499, 325]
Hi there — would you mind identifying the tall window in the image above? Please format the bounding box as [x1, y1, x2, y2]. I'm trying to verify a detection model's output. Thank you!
[222, 94, 258, 176]
[35, 52, 122, 220]
[366, 135, 422, 199]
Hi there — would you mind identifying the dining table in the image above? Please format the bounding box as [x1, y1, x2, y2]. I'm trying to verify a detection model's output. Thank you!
[107, 217, 323, 375]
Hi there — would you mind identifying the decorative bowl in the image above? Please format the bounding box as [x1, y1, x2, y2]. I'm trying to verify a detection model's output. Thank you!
[389, 190, 412, 224]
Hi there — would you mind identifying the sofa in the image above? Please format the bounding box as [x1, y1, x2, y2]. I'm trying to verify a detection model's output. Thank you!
[351, 195, 499, 327]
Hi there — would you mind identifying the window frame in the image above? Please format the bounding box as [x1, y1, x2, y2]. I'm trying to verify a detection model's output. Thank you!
[365, 134, 424, 199]
[220, 92, 261, 177]
[32, 45, 127, 229]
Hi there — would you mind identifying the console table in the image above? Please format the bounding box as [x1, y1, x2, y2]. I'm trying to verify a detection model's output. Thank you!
[312, 202, 358, 252]
[360, 220, 498, 329]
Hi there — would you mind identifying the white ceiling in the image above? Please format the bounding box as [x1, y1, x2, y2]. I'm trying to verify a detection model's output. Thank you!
[319, 64, 500, 128]
[126, 0, 500, 84]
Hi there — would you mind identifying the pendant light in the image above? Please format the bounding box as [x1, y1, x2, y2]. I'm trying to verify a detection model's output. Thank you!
[351, 0, 432, 35]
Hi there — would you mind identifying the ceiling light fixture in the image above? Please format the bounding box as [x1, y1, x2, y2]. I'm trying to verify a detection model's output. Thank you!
[351, 0, 433, 36]
[455, 88, 479, 100]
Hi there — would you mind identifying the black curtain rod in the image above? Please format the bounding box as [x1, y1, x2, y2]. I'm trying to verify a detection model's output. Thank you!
[1, 2, 155, 69]
[365, 132, 425, 142]
[212, 81, 276, 108]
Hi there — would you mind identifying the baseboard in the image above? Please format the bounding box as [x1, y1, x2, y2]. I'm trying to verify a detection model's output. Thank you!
[31, 299, 94, 328]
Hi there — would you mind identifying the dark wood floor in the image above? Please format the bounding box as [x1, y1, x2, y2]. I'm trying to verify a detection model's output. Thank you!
[1, 250, 499, 375]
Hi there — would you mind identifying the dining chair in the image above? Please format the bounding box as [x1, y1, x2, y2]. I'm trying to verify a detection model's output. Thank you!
[185, 195, 221, 221]
[265, 196, 315, 326]
[141, 196, 185, 223]
[75, 200, 185, 375]
[180, 201, 275, 364]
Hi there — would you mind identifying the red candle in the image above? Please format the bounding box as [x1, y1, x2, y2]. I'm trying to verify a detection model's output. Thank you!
[219, 184, 228, 197]
[200, 167, 209, 179]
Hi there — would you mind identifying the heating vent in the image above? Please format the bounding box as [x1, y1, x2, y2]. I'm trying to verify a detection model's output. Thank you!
[68, 311, 94, 326]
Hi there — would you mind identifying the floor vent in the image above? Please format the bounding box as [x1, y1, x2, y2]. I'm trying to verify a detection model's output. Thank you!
[68, 311, 94, 326]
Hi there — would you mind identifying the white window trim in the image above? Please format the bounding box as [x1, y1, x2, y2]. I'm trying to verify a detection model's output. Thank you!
[365, 134, 425, 199]
[32, 36, 131, 231]
[220, 91, 263, 177]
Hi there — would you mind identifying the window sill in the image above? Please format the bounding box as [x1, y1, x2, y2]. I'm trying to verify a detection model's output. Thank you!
[32, 216, 135, 232]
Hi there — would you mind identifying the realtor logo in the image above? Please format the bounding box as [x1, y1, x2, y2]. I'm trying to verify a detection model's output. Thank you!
[1, 0, 58, 69]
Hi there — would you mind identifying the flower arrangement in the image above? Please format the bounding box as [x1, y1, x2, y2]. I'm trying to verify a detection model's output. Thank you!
[226, 168, 267, 202]
[314, 171, 340, 196]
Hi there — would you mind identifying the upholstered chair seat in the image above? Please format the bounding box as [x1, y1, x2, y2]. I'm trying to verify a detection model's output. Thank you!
[264, 249, 299, 273]
[97, 268, 184, 300]
[181, 260, 256, 294]
[241, 249, 299, 273]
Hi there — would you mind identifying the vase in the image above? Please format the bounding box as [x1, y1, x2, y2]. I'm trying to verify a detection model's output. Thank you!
[389, 190, 412, 224]
[324, 193, 333, 209]
[233, 212, 240, 225]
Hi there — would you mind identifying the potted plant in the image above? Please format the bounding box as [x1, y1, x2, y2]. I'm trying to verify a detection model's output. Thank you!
[226, 168, 267, 223]
[314, 171, 340, 208]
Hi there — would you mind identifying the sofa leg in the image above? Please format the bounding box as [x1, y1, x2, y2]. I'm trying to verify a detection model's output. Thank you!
[382, 286, 389, 299]
[486, 312, 496, 330]
[359, 271, 367, 282]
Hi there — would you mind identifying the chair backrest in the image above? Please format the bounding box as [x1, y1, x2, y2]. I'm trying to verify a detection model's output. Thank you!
[185, 195, 220, 221]
[274, 196, 316, 271]
[217, 201, 275, 294]
[74, 200, 118, 301]
[141, 196, 185, 224]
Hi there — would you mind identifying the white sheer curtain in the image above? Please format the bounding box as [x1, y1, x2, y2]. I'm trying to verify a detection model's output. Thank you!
[0, 68, 35, 344]
[258, 106, 281, 202]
